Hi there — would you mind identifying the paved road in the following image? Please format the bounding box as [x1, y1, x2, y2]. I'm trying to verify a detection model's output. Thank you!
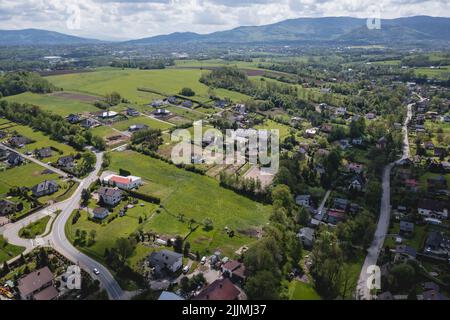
[0, 143, 76, 180]
[355, 99, 413, 300]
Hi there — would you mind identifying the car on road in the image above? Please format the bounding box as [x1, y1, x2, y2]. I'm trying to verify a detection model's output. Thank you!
[93, 268, 100, 275]
[182, 265, 190, 274]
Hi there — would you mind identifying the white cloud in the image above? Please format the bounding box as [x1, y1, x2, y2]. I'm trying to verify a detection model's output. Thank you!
[0, 0, 448, 40]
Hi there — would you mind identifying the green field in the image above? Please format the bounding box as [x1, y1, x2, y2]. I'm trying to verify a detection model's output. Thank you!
[0, 235, 25, 264]
[0, 163, 60, 194]
[254, 119, 293, 139]
[112, 116, 174, 132]
[107, 150, 272, 256]
[288, 281, 321, 300]
[19, 215, 51, 239]
[47, 67, 251, 105]
[415, 66, 450, 80]
[2, 92, 99, 116]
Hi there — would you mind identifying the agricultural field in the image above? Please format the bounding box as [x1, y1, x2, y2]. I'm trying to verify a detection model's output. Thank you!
[46, 67, 251, 105]
[254, 119, 293, 139]
[2, 91, 100, 116]
[0, 235, 24, 264]
[414, 66, 450, 80]
[107, 150, 272, 256]
[111, 116, 174, 132]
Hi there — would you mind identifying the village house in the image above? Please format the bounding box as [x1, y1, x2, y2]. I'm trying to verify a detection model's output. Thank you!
[103, 174, 142, 190]
[151, 99, 164, 108]
[35, 147, 53, 159]
[339, 139, 351, 150]
[97, 187, 122, 207]
[320, 123, 333, 134]
[152, 108, 171, 117]
[404, 179, 419, 192]
[99, 111, 118, 119]
[366, 112, 376, 120]
[222, 260, 246, 285]
[348, 175, 365, 191]
[0, 199, 16, 216]
[193, 278, 243, 300]
[327, 209, 346, 225]
[57, 155, 75, 169]
[166, 96, 178, 105]
[424, 141, 435, 150]
[297, 227, 315, 249]
[17, 267, 58, 300]
[351, 137, 363, 146]
[214, 100, 228, 108]
[66, 114, 81, 124]
[304, 128, 317, 138]
[346, 162, 363, 174]
[31, 180, 59, 197]
[335, 107, 347, 116]
[93, 207, 109, 220]
[399, 220, 415, 236]
[394, 245, 417, 263]
[417, 199, 448, 220]
[80, 118, 96, 129]
[376, 137, 388, 150]
[424, 231, 450, 258]
[0, 146, 9, 160]
[158, 291, 184, 300]
[9, 136, 30, 148]
[126, 107, 140, 117]
[129, 124, 148, 132]
[7, 152, 24, 166]
[148, 250, 183, 275]
[182, 100, 193, 108]
[295, 195, 311, 208]
[333, 198, 349, 211]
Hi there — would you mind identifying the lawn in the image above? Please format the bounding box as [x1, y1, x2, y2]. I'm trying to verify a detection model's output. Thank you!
[108, 150, 272, 256]
[288, 280, 321, 300]
[112, 116, 173, 132]
[384, 222, 427, 251]
[2, 92, 99, 116]
[414, 66, 450, 80]
[46, 67, 251, 105]
[254, 119, 293, 139]
[18, 215, 51, 239]
[165, 106, 206, 121]
[0, 235, 25, 264]
[0, 163, 60, 195]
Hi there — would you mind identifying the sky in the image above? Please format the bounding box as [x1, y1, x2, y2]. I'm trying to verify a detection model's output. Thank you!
[0, 0, 449, 41]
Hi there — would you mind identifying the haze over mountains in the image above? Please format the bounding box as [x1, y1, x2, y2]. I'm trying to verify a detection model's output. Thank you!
[1, 16, 450, 46]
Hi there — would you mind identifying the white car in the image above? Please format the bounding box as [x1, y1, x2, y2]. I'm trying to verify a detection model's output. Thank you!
[93, 268, 100, 275]
[200, 256, 207, 265]
[182, 265, 190, 274]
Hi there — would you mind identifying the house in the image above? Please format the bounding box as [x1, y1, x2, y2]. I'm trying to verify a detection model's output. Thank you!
[304, 128, 317, 138]
[297, 227, 315, 249]
[327, 209, 346, 225]
[335, 107, 347, 116]
[158, 291, 184, 300]
[423, 231, 450, 257]
[126, 108, 140, 117]
[320, 124, 333, 134]
[295, 195, 311, 208]
[103, 174, 142, 190]
[66, 114, 81, 124]
[7, 152, 24, 166]
[427, 175, 447, 190]
[333, 198, 349, 211]
[35, 147, 53, 159]
[57, 156, 74, 169]
[167, 96, 178, 105]
[339, 139, 351, 150]
[442, 161, 450, 173]
[214, 100, 228, 108]
[152, 108, 171, 117]
[346, 162, 363, 174]
[93, 207, 109, 220]
[9, 136, 30, 148]
[80, 118, 96, 128]
[421, 290, 449, 301]
[17, 267, 58, 300]
[0, 146, 9, 160]
[193, 278, 242, 300]
[182, 100, 193, 108]
[151, 99, 164, 107]
[235, 104, 246, 115]
[404, 179, 419, 192]
[97, 187, 122, 207]
[377, 291, 394, 300]
[376, 137, 388, 150]
[399, 220, 414, 236]
[424, 141, 435, 150]
[366, 112, 376, 120]
[394, 245, 416, 263]
[222, 260, 246, 285]
[443, 115, 450, 122]
[148, 250, 183, 274]
[348, 175, 365, 191]
[31, 180, 59, 197]
[99, 111, 118, 119]
[0, 199, 16, 216]
[418, 199, 448, 219]
[128, 124, 148, 132]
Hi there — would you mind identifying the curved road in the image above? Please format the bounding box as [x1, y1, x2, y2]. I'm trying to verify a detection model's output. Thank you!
[355, 99, 415, 300]
[2, 151, 125, 300]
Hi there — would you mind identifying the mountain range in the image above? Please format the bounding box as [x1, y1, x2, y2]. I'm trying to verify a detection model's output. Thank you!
[1, 16, 450, 46]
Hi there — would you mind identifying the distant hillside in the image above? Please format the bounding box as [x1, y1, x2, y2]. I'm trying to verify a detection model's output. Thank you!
[128, 16, 450, 45]
[0, 29, 102, 46]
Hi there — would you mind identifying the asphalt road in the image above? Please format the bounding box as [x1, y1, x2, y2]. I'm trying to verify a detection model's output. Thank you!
[355, 100, 414, 300]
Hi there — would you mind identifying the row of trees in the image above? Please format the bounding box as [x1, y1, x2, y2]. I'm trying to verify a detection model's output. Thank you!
[0, 71, 55, 97]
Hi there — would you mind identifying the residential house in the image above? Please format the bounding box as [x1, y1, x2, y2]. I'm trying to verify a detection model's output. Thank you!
[0, 199, 16, 216]
[102, 174, 142, 190]
[17, 267, 58, 300]
[235, 104, 246, 115]
[404, 179, 419, 192]
[214, 100, 228, 108]
[333, 198, 349, 211]
[0, 146, 9, 160]
[424, 231, 450, 258]
[7, 152, 24, 166]
[152, 108, 171, 117]
[418, 199, 448, 219]
[327, 209, 346, 225]
[126, 108, 139, 117]
[335, 107, 347, 116]
[346, 162, 363, 174]
[31, 180, 59, 197]
[80, 118, 96, 128]
[443, 115, 450, 122]
[99, 111, 118, 119]
[93, 207, 109, 220]
[348, 175, 365, 191]
[9, 136, 30, 148]
[35, 147, 53, 159]
[167, 96, 178, 105]
[193, 278, 243, 300]
[148, 250, 183, 274]
[222, 260, 246, 285]
[427, 175, 447, 191]
[376, 137, 388, 150]
[151, 99, 164, 107]
[57, 156, 75, 169]
[394, 245, 417, 263]
[366, 112, 376, 120]
[339, 139, 351, 150]
[182, 100, 193, 108]
[320, 124, 333, 134]
[295, 195, 311, 208]
[399, 220, 414, 236]
[304, 128, 317, 138]
[158, 291, 184, 300]
[441, 162, 450, 173]
[129, 124, 149, 132]
[377, 292, 394, 300]
[98, 187, 122, 207]
[297, 227, 315, 249]
[66, 114, 81, 124]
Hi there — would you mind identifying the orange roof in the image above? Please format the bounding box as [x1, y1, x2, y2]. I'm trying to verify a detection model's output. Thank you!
[110, 176, 131, 184]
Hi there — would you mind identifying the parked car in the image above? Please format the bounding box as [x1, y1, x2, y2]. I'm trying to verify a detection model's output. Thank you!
[201, 256, 207, 265]
[182, 265, 190, 274]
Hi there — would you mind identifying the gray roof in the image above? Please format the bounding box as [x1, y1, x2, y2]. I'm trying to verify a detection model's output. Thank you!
[149, 250, 182, 269]
[98, 187, 122, 197]
[158, 291, 184, 300]
[18, 267, 54, 296]
[31, 180, 58, 194]
[298, 227, 315, 241]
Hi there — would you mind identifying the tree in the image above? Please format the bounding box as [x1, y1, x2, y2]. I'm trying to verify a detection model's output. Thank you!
[81, 152, 96, 174]
[183, 241, 191, 257]
[115, 238, 135, 262]
[271, 184, 294, 213]
[173, 236, 183, 254]
[81, 189, 91, 205]
[180, 87, 195, 97]
[390, 263, 415, 292]
[1, 261, 10, 276]
[245, 270, 280, 300]
[180, 276, 190, 293]
[203, 218, 213, 231]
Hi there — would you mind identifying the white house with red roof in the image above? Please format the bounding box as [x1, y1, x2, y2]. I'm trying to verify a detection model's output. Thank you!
[103, 174, 142, 190]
